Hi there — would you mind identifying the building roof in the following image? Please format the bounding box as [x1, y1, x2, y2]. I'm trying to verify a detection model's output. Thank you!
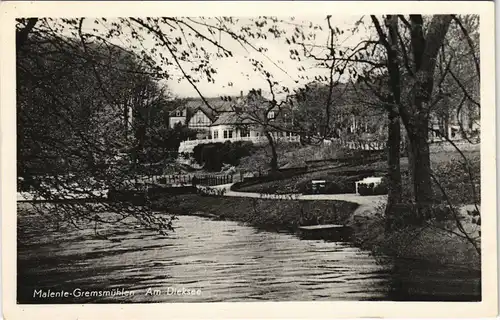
[183, 97, 238, 121]
[169, 91, 291, 127]
[210, 112, 255, 126]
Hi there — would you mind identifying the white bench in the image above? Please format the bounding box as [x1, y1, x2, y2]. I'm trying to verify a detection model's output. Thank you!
[355, 177, 383, 195]
[311, 180, 326, 194]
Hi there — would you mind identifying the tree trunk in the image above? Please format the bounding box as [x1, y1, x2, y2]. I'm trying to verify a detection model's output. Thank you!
[264, 131, 278, 173]
[404, 15, 452, 205]
[386, 108, 402, 209]
[407, 120, 434, 205]
[382, 15, 403, 223]
[16, 18, 38, 51]
[405, 132, 414, 201]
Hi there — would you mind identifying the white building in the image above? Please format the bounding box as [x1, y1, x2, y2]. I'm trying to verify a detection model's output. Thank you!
[168, 96, 235, 139]
[168, 108, 187, 128]
[187, 107, 213, 132]
[178, 111, 300, 153]
[210, 112, 259, 140]
[172, 90, 301, 153]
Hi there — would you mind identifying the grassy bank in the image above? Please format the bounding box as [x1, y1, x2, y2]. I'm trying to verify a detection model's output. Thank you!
[348, 204, 481, 271]
[157, 194, 359, 232]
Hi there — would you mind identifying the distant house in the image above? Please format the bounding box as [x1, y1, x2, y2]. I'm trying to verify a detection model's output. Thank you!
[168, 96, 236, 134]
[176, 90, 300, 153]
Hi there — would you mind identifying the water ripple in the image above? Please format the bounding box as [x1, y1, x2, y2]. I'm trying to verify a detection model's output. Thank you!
[17, 214, 480, 302]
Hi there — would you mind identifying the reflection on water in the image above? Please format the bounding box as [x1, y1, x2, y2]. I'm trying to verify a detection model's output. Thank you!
[17, 213, 480, 303]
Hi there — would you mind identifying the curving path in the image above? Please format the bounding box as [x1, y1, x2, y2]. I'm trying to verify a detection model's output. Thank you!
[199, 183, 388, 228]
[202, 183, 387, 207]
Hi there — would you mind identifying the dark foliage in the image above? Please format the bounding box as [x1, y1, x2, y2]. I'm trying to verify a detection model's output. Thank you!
[16, 30, 182, 235]
[386, 203, 454, 229]
[400, 154, 480, 205]
[193, 141, 255, 171]
[136, 123, 197, 172]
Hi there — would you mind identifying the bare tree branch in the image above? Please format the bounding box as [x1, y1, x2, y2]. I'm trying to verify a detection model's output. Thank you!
[451, 15, 480, 77]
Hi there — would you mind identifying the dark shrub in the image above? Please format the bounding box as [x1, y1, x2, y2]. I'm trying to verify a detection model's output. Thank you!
[201, 145, 223, 171]
[298, 175, 359, 195]
[193, 141, 255, 172]
[324, 180, 356, 194]
[295, 179, 312, 194]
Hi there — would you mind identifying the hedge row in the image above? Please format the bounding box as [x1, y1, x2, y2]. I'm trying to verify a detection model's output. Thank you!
[231, 167, 308, 191]
[193, 141, 255, 172]
[108, 185, 198, 205]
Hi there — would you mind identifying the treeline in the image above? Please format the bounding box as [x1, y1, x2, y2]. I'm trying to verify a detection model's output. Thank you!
[17, 33, 194, 181]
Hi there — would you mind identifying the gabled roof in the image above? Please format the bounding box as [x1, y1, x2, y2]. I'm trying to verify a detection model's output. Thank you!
[183, 97, 238, 121]
[188, 106, 214, 121]
[210, 112, 255, 126]
[170, 91, 294, 126]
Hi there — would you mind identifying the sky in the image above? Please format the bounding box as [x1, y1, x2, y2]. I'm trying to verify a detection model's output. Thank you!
[75, 16, 372, 100]
[163, 16, 371, 99]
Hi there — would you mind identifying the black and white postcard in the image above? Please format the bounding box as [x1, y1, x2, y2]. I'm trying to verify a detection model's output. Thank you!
[1, 1, 497, 319]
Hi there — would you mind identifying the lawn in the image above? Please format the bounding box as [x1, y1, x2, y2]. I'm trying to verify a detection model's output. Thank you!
[236, 149, 480, 205]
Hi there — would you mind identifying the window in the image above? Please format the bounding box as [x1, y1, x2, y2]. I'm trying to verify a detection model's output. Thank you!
[176, 110, 183, 117]
[213, 131, 219, 139]
[240, 127, 250, 138]
[223, 130, 234, 139]
[267, 111, 275, 120]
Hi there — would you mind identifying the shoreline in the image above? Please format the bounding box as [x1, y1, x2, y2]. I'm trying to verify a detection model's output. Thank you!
[160, 194, 481, 272]
[159, 194, 359, 234]
[17, 191, 481, 272]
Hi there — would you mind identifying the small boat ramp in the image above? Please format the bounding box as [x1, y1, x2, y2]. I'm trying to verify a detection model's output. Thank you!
[298, 224, 352, 241]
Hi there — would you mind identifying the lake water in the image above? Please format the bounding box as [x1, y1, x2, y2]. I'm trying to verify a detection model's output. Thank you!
[17, 213, 480, 303]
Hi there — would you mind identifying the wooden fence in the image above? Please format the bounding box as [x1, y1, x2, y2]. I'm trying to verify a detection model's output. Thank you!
[152, 174, 233, 186]
[191, 175, 232, 186]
